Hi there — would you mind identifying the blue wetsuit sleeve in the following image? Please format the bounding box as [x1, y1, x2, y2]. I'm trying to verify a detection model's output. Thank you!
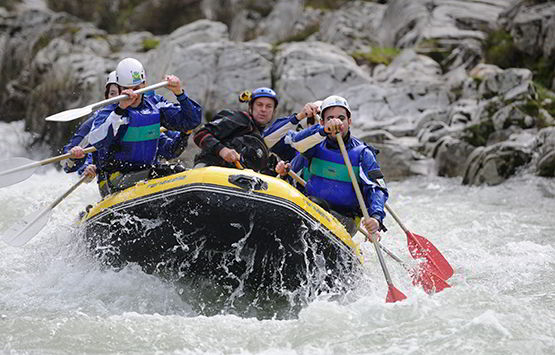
[359, 148, 388, 223]
[283, 124, 327, 157]
[158, 93, 202, 132]
[61, 116, 95, 173]
[76, 153, 93, 176]
[263, 114, 298, 149]
[157, 131, 189, 159]
[88, 106, 126, 150]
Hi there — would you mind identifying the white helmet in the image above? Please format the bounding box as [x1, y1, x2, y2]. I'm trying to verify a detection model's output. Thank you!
[105, 70, 117, 88]
[320, 95, 351, 118]
[116, 57, 146, 88]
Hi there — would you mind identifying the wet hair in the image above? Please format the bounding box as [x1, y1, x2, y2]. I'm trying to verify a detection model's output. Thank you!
[104, 83, 121, 99]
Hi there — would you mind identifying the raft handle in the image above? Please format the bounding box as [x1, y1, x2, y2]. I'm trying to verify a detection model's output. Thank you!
[228, 174, 268, 191]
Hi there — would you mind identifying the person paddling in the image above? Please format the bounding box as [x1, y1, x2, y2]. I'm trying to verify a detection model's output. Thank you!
[193, 87, 280, 172]
[63, 70, 121, 183]
[277, 95, 388, 236]
[87, 57, 202, 195]
[263, 100, 321, 162]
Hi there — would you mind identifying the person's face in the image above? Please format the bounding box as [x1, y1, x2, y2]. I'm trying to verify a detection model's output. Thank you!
[251, 97, 276, 126]
[107, 84, 120, 99]
[127, 82, 146, 107]
[321, 106, 351, 139]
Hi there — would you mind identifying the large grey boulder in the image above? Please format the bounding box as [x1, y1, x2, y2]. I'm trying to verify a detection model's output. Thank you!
[274, 41, 372, 115]
[462, 137, 534, 186]
[147, 21, 272, 118]
[433, 135, 476, 178]
[1, 8, 117, 148]
[500, 1, 555, 59]
[255, 0, 303, 44]
[314, 1, 385, 53]
[536, 127, 555, 177]
[360, 132, 433, 180]
[380, 0, 518, 70]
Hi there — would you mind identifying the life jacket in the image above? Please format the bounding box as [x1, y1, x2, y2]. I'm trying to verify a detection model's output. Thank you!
[112, 99, 161, 170]
[195, 110, 269, 171]
[304, 139, 367, 216]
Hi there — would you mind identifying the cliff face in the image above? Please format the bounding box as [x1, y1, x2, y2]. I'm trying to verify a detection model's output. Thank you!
[1, 0, 554, 183]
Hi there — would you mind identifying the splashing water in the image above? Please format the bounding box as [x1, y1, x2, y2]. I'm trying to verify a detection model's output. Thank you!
[1, 122, 554, 353]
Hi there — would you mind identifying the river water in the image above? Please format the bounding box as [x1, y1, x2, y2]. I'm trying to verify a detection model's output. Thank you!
[0, 121, 554, 354]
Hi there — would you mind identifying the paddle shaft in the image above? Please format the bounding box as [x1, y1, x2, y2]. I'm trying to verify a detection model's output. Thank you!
[288, 168, 406, 271]
[45, 81, 170, 122]
[2, 125, 172, 179]
[289, 169, 419, 268]
[1, 147, 97, 177]
[333, 133, 398, 287]
[384, 204, 409, 233]
[34, 175, 88, 222]
[2, 175, 88, 247]
[91, 81, 169, 111]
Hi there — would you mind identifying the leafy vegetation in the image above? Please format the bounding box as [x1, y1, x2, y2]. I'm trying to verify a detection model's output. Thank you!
[520, 83, 555, 128]
[1, 0, 20, 11]
[416, 38, 451, 68]
[142, 38, 160, 52]
[351, 47, 400, 66]
[484, 29, 555, 89]
[461, 119, 495, 147]
[304, 0, 384, 9]
[46, 0, 204, 35]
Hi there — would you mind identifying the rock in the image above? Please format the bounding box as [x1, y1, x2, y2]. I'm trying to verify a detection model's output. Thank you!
[274, 41, 372, 115]
[500, 1, 555, 59]
[462, 140, 533, 186]
[491, 103, 535, 131]
[433, 135, 476, 178]
[374, 49, 442, 84]
[536, 127, 555, 177]
[255, 0, 303, 44]
[361, 133, 433, 180]
[149, 38, 273, 118]
[478, 68, 534, 100]
[314, 1, 386, 53]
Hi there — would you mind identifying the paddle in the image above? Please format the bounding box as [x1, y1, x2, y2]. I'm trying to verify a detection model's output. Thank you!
[385, 205, 454, 280]
[45, 81, 169, 122]
[2, 175, 88, 247]
[286, 169, 449, 294]
[357, 227, 450, 294]
[335, 133, 406, 303]
[0, 126, 175, 189]
[0, 147, 97, 188]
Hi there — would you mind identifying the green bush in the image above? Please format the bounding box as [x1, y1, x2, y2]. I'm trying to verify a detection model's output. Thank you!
[484, 29, 555, 89]
[46, 0, 204, 35]
[461, 119, 495, 147]
[521, 83, 555, 128]
[416, 38, 451, 67]
[352, 47, 400, 66]
[142, 38, 160, 52]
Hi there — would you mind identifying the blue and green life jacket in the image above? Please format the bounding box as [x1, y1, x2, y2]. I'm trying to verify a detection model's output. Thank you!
[304, 140, 367, 216]
[112, 102, 161, 170]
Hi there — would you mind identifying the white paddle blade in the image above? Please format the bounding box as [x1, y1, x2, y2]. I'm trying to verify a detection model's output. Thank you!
[45, 106, 93, 122]
[0, 157, 38, 188]
[1, 209, 52, 247]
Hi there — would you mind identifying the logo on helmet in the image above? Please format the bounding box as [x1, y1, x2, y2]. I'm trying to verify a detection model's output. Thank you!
[131, 71, 142, 84]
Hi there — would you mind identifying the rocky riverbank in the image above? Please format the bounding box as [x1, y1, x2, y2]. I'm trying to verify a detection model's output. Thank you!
[1, 0, 554, 184]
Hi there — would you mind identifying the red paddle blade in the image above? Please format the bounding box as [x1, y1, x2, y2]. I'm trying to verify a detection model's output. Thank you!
[386, 284, 407, 303]
[406, 231, 454, 280]
[411, 263, 451, 294]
